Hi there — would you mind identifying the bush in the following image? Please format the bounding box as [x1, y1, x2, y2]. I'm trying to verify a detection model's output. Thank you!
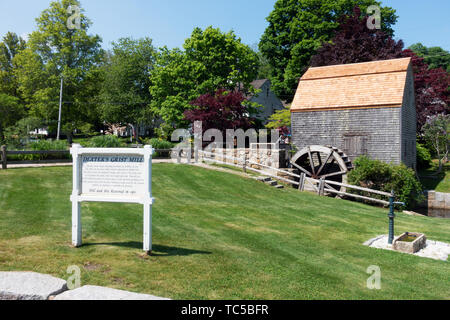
[20, 139, 69, 160]
[348, 156, 423, 209]
[87, 135, 123, 148]
[143, 138, 174, 158]
[416, 142, 432, 170]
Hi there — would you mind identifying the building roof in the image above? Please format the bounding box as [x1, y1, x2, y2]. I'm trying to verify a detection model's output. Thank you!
[291, 58, 412, 112]
[250, 79, 268, 90]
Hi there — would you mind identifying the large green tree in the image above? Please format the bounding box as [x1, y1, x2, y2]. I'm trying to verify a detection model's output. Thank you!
[409, 43, 450, 73]
[13, 0, 104, 136]
[149, 26, 259, 128]
[0, 32, 26, 96]
[99, 37, 156, 129]
[0, 93, 24, 143]
[259, 0, 398, 101]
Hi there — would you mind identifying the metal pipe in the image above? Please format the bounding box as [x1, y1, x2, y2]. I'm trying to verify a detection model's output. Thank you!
[57, 76, 63, 140]
[388, 191, 395, 245]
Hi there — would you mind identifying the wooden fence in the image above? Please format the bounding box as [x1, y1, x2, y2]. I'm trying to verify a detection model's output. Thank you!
[1, 145, 394, 206]
[195, 149, 393, 206]
[0, 145, 174, 170]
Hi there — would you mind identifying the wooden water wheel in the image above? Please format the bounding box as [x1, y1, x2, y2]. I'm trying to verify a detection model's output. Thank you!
[290, 145, 353, 194]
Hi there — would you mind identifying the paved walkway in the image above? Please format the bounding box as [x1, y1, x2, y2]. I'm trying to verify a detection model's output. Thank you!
[2, 159, 257, 180]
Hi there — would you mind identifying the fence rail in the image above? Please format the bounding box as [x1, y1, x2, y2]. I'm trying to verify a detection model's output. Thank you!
[0, 145, 174, 169]
[196, 149, 393, 207]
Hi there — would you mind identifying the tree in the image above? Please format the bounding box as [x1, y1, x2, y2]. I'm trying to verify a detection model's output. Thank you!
[259, 0, 397, 101]
[309, 7, 449, 131]
[409, 43, 450, 73]
[0, 93, 24, 143]
[13, 0, 104, 137]
[310, 7, 404, 66]
[422, 114, 449, 173]
[150, 26, 259, 128]
[0, 32, 26, 96]
[183, 89, 255, 134]
[402, 50, 450, 129]
[99, 37, 156, 134]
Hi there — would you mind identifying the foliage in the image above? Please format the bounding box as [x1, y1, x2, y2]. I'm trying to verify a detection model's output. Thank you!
[87, 135, 122, 148]
[150, 26, 259, 128]
[20, 139, 69, 160]
[421, 114, 450, 172]
[348, 156, 423, 209]
[402, 50, 450, 129]
[308, 8, 449, 132]
[143, 138, 174, 150]
[0, 32, 26, 96]
[13, 0, 104, 130]
[183, 89, 255, 134]
[265, 105, 291, 130]
[416, 142, 432, 170]
[3, 116, 43, 148]
[99, 37, 156, 127]
[0, 93, 24, 143]
[142, 138, 174, 158]
[310, 7, 404, 67]
[409, 43, 450, 72]
[259, 0, 398, 101]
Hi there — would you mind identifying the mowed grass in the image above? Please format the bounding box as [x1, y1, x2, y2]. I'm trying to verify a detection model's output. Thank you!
[0, 164, 449, 300]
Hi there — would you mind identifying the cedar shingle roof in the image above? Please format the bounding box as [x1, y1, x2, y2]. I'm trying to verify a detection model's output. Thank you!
[291, 58, 412, 112]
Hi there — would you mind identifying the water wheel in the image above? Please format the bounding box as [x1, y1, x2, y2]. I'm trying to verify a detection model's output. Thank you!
[290, 145, 353, 194]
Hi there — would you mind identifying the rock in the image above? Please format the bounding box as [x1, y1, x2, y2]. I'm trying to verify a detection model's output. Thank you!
[0, 272, 67, 300]
[53, 285, 170, 300]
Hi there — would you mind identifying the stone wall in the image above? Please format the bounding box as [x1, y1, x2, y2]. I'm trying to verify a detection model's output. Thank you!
[426, 191, 450, 210]
[204, 146, 287, 170]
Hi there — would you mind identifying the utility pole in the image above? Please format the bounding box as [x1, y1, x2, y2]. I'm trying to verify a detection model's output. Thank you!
[57, 76, 63, 140]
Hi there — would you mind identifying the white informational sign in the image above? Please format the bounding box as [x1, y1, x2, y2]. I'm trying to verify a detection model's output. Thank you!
[70, 144, 154, 254]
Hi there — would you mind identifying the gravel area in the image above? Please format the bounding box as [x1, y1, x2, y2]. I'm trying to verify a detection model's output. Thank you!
[364, 235, 450, 261]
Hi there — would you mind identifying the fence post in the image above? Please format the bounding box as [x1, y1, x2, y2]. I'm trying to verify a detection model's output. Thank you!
[243, 153, 247, 173]
[1, 145, 6, 170]
[298, 173, 305, 191]
[318, 178, 325, 196]
[194, 147, 199, 163]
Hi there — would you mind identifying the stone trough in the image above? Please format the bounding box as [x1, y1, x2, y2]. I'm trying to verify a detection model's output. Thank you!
[393, 232, 427, 254]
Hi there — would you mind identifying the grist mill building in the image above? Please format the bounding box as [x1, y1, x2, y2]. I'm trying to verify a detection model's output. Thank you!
[290, 57, 417, 170]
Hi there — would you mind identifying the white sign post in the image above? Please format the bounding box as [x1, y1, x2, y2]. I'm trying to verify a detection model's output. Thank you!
[70, 144, 154, 254]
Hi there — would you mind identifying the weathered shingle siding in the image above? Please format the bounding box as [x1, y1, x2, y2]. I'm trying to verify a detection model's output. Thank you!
[291, 107, 402, 164]
[400, 66, 417, 169]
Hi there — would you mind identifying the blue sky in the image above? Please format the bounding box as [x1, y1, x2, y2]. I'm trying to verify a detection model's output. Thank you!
[0, 0, 449, 51]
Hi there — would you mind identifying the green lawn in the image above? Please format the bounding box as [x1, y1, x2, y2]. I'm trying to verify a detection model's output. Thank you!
[419, 161, 450, 193]
[0, 164, 449, 299]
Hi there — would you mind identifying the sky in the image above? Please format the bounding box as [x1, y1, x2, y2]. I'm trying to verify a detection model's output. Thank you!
[0, 0, 449, 51]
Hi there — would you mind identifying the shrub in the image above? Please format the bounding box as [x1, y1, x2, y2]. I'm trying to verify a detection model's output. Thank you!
[87, 135, 122, 148]
[20, 139, 69, 160]
[416, 142, 432, 170]
[348, 156, 423, 209]
[143, 138, 174, 158]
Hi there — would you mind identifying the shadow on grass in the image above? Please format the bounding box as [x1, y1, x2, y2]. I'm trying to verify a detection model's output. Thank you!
[83, 241, 212, 256]
[418, 163, 449, 191]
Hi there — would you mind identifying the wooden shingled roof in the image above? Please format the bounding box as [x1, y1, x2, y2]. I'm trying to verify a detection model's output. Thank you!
[291, 57, 412, 112]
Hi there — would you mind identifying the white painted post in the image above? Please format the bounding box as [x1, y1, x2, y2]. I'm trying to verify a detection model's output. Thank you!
[298, 173, 305, 191]
[143, 145, 153, 254]
[70, 144, 82, 247]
